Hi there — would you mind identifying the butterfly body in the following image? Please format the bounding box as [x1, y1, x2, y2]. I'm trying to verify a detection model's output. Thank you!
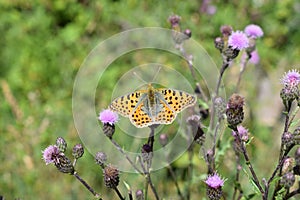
[110, 84, 196, 128]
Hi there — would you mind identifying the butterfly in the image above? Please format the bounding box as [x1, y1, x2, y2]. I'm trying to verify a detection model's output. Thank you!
[109, 84, 197, 128]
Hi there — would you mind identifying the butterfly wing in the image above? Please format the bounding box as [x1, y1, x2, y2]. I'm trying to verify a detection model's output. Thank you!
[109, 91, 143, 117]
[157, 88, 196, 113]
[129, 101, 154, 128]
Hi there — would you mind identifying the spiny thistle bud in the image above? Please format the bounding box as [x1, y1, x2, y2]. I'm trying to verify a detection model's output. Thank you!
[280, 69, 300, 109]
[55, 154, 74, 174]
[282, 157, 295, 174]
[194, 126, 206, 145]
[222, 47, 240, 62]
[214, 37, 224, 53]
[183, 29, 192, 38]
[280, 172, 295, 188]
[220, 25, 233, 37]
[282, 132, 294, 147]
[141, 144, 153, 164]
[214, 97, 226, 121]
[293, 127, 300, 146]
[103, 164, 120, 189]
[168, 15, 181, 27]
[159, 134, 168, 147]
[56, 137, 67, 153]
[95, 151, 107, 168]
[280, 86, 299, 109]
[72, 144, 84, 159]
[294, 147, 300, 166]
[103, 123, 115, 138]
[135, 189, 144, 200]
[226, 94, 245, 127]
[205, 173, 225, 200]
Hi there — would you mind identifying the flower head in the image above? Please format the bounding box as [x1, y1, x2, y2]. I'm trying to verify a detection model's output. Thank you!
[228, 31, 249, 50]
[249, 50, 260, 64]
[98, 109, 118, 125]
[42, 145, 60, 165]
[205, 173, 225, 189]
[244, 24, 264, 39]
[280, 69, 300, 87]
[232, 125, 249, 141]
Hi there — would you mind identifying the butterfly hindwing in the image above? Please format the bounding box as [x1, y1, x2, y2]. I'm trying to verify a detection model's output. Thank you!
[129, 102, 153, 128]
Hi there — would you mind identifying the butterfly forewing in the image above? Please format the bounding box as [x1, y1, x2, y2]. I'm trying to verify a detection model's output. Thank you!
[157, 88, 197, 113]
[109, 91, 142, 117]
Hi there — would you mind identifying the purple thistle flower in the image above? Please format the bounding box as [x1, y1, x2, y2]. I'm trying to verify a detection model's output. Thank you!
[42, 145, 60, 165]
[228, 31, 249, 50]
[249, 50, 260, 64]
[244, 24, 264, 39]
[232, 125, 249, 141]
[205, 173, 225, 189]
[98, 109, 118, 125]
[280, 69, 300, 87]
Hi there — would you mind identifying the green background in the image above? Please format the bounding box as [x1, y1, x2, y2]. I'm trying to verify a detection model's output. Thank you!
[1, 0, 300, 199]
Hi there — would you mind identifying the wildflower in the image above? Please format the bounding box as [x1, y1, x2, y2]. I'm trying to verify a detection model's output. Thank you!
[280, 69, 300, 87]
[98, 109, 118, 125]
[205, 173, 225, 200]
[228, 31, 249, 50]
[42, 145, 61, 165]
[244, 24, 264, 39]
[232, 125, 249, 142]
[103, 164, 120, 189]
[56, 137, 67, 153]
[72, 144, 84, 159]
[99, 109, 118, 138]
[249, 50, 260, 64]
[280, 69, 300, 109]
[168, 15, 181, 27]
[205, 173, 225, 188]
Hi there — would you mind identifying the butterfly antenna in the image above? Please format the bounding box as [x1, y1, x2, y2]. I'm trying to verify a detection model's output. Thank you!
[132, 71, 147, 84]
[151, 65, 162, 82]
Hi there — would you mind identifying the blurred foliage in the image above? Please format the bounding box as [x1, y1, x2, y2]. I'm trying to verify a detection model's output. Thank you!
[1, 0, 300, 199]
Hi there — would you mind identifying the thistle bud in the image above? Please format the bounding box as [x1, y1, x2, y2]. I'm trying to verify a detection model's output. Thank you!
[141, 144, 153, 164]
[282, 132, 294, 147]
[226, 94, 245, 127]
[72, 144, 84, 159]
[56, 137, 67, 153]
[103, 164, 120, 189]
[95, 151, 107, 168]
[55, 154, 74, 174]
[135, 189, 144, 200]
[214, 37, 224, 53]
[280, 172, 295, 188]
